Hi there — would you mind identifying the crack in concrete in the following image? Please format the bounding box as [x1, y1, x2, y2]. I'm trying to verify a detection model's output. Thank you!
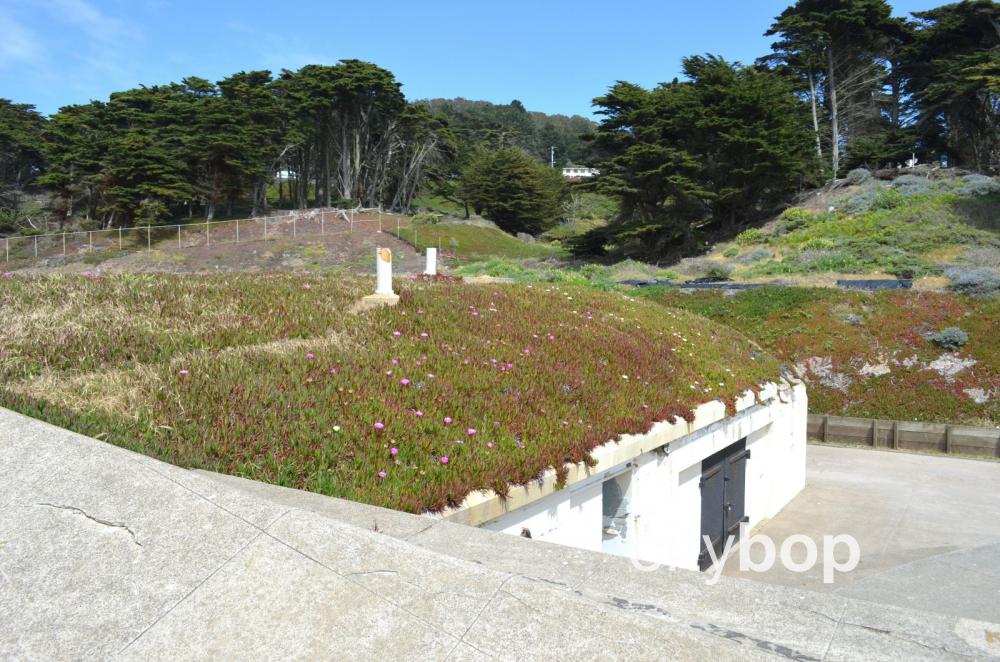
[839, 620, 981, 659]
[36, 503, 142, 548]
[344, 569, 399, 577]
[445, 574, 515, 659]
[116, 529, 266, 656]
[606, 595, 822, 662]
[403, 520, 439, 541]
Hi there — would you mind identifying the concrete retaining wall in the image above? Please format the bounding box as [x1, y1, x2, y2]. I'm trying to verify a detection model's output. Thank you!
[808, 413, 1000, 458]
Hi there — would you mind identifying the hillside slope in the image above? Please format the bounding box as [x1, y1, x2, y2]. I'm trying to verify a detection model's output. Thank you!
[649, 287, 1000, 427]
[680, 170, 1000, 290]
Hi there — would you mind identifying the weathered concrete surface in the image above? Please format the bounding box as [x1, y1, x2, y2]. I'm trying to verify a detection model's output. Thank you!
[724, 444, 1000, 624]
[2, 408, 999, 660]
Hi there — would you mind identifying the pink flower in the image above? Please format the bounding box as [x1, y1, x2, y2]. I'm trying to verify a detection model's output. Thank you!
[390, 447, 399, 456]
[2, 272, 12, 279]
[467, 428, 477, 436]
[486, 442, 494, 448]
[391, 358, 399, 365]
[374, 422, 385, 430]
[306, 352, 315, 360]
[392, 331, 402, 337]
[303, 283, 311, 290]
[385, 370, 393, 376]
[400, 378, 410, 386]
[378, 471, 387, 478]
[179, 369, 189, 376]
[420, 332, 429, 338]
[329, 367, 338, 374]
[444, 416, 453, 424]
[440, 456, 449, 464]
[414, 410, 423, 417]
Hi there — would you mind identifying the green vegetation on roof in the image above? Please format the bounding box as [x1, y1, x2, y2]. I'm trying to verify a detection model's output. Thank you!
[0, 273, 779, 512]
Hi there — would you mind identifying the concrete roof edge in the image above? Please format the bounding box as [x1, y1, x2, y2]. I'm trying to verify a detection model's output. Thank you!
[439, 379, 803, 527]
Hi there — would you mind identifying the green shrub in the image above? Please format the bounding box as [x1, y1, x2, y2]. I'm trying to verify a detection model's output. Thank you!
[945, 266, 1000, 297]
[774, 208, 817, 235]
[845, 168, 872, 185]
[412, 211, 443, 225]
[891, 175, 933, 198]
[722, 247, 739, 258]
[928, 326, 969, 351]
[872, 188, 905, 210]
[702, 264, 733, 281]
[800, 237, 837, 251]
[958, 174, 1000, 197]
[840, 184, 881, 214]
[734, 228, 765, 246]
[733, 247, 771, 264]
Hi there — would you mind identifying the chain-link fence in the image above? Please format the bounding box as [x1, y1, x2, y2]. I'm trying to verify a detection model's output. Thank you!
[2, 207, 412, 266]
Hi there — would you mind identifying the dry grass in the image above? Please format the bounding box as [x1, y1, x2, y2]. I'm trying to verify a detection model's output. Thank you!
[8, 365, 163, 419]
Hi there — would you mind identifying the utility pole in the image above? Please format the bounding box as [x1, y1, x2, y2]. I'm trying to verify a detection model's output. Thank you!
[550, 146, 555, 168]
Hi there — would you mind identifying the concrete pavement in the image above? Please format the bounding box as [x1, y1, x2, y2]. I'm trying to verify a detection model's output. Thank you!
[723, 444, 1000, 623]
[2, 408, 999, 660]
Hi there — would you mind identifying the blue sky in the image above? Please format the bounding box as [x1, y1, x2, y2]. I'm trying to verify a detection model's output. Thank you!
[1, 0, 945, 118]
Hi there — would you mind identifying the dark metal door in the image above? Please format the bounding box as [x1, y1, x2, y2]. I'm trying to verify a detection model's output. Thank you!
[698, 439, 749, 571]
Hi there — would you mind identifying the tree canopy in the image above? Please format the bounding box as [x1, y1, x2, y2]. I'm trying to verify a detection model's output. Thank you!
[582, 56, 814, 257]
[461, 147, 567, 235]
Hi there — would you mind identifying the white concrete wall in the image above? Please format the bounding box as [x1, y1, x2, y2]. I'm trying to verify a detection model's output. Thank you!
[482, 383, 807, 571]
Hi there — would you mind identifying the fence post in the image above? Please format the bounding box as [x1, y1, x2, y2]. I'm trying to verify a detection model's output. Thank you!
[34, 235, 38, 258]
[892, 420, 899, 449]
[63, 233, 66, 256]
[206, 220, 210, 247]
[945, 424, 952, 454]
[321, 212, 325, 235]
[378, 207, 382, 233]
[88, 231, 93, 253]
[4, 237, 8, 263]
[822, 415, 829, 443]
[236, 219, 240, 244]
[293, 216, 297, 238]
[119, 227, 123, 251]
[264, 216, 268, 241]
[178, 225, 182, 249]
[147, 226, 151, 251]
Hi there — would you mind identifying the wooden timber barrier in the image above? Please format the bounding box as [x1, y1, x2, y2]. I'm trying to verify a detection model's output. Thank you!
[808, 413, 1000, 459]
